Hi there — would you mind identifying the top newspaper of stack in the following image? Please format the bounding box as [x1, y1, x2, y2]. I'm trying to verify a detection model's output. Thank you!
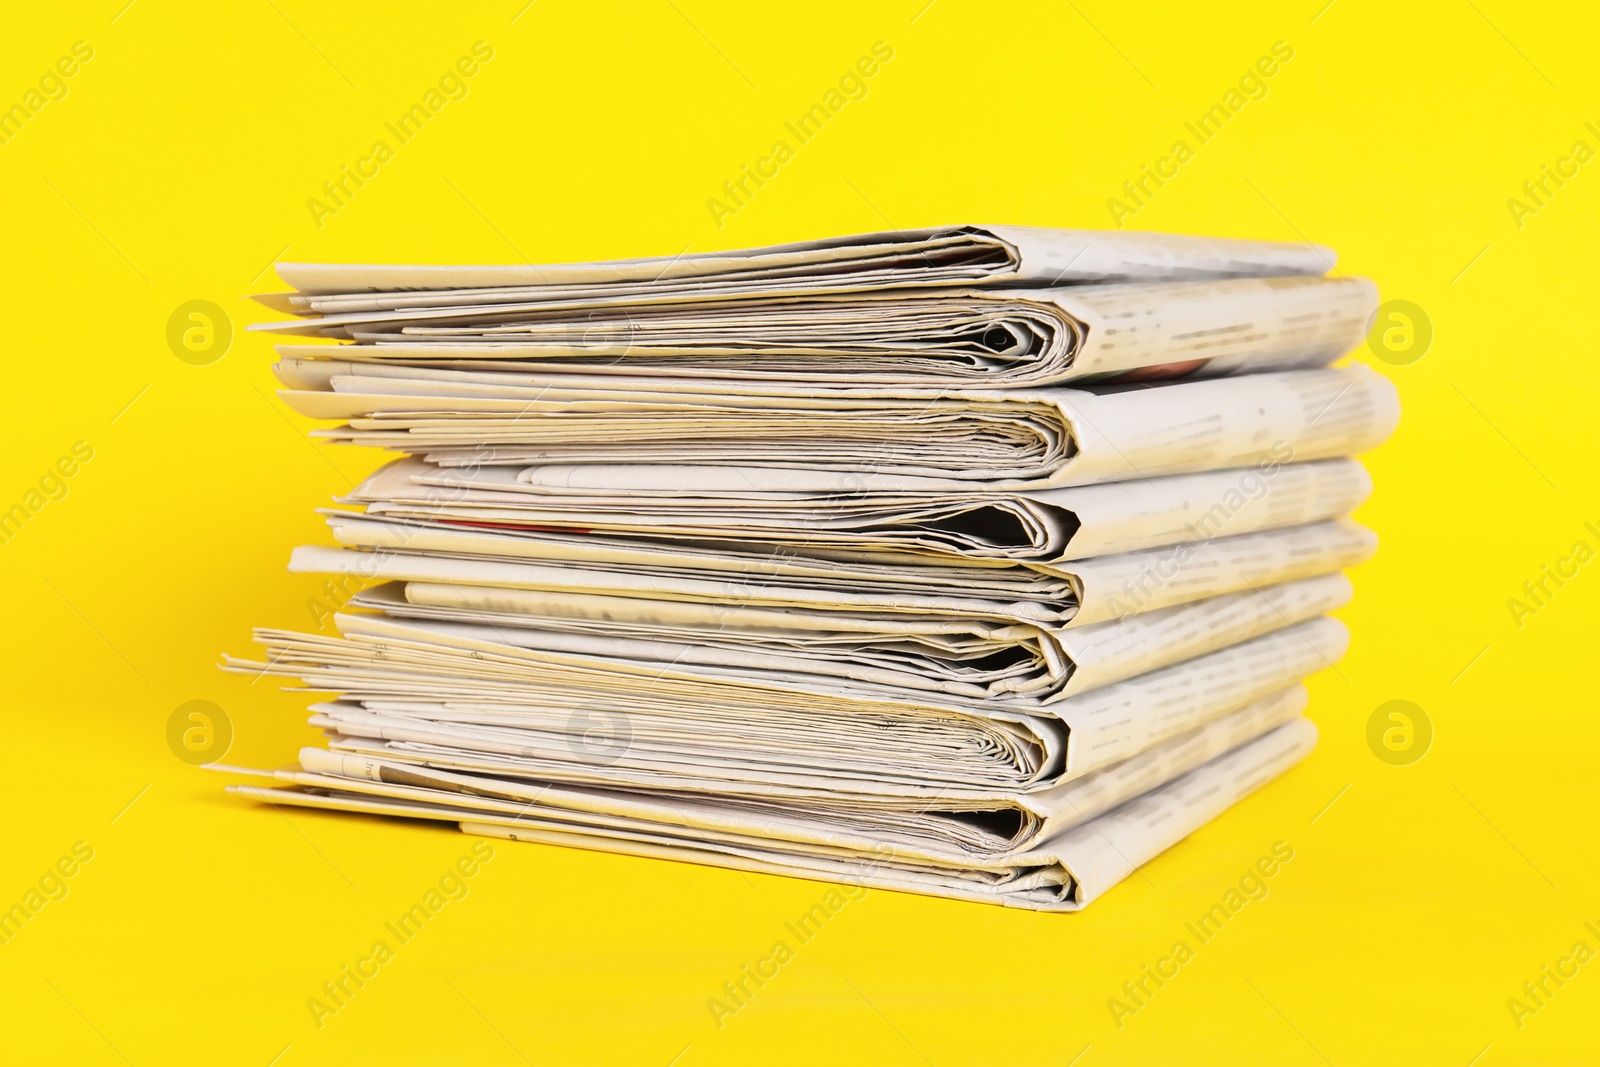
[251, 226, 1375, 389]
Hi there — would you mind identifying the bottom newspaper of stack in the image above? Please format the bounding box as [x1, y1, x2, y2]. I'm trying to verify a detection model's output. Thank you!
[221, 530, 1352, 910]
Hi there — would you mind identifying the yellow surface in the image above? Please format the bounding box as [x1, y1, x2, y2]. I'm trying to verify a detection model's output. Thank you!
[3, 1, 1597, 1063]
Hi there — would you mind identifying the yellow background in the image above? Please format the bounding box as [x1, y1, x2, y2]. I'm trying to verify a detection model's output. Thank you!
[3, 1, 1597, 1062]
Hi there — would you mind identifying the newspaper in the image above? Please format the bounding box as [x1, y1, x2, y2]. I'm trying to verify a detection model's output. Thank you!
[338, 455, 1371, 563]
[263, 274, 1375, 388]
[253, 226, 1337, 322]
[276, 365, 1398, 488]
[293, 513, 1373, 626]
[227, 590, 1345, 794]
[223, 227, 1388, 909]
[342, 571, 1351, 702]
[224, 709, 1317, 911]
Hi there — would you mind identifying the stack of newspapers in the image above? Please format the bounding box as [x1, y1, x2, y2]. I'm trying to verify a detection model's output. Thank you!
[224, 226, 1396, 911]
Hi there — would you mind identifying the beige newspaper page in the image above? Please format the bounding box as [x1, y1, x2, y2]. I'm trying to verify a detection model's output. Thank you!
[221, 714, 1316, 911]
[275, 366, 1398, 489]
[336, 454, 1372, 565]
[258, 225, 1333, 315]
[293, 516, 1371, 626]
[264, 273, 1372, 388]
[214, 686, 1302, 875]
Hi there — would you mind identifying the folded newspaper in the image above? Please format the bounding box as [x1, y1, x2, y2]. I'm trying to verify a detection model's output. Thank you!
[261, 274, 1375, 389]
[226, 699, 1318, 911]
[340, 454, 1373, 563]
[273, 365, 1396, 488]
[254, 224, 1336, 314]
[225, 225, 1393, 910]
